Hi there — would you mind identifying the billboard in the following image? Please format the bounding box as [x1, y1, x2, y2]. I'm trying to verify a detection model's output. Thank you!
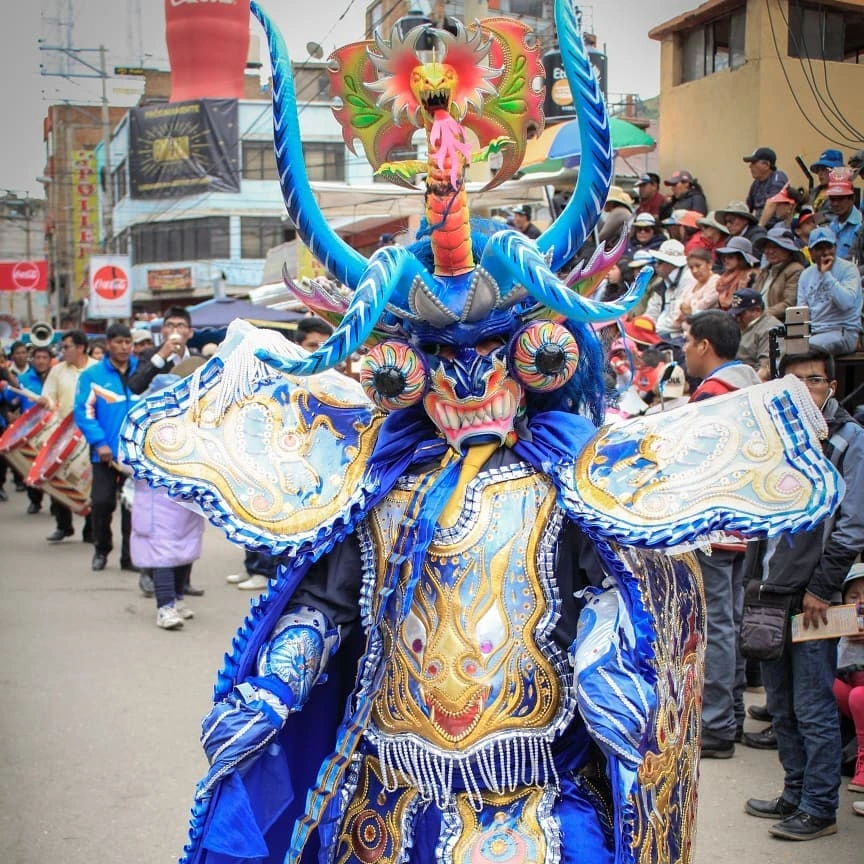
[147, 266, 193, 293]
[88, 255, 132, 319]
[72, 150, 99, 300]
[0, 261, 48, 292]
[543, 49, 608, 123]
[129, 100, 241, 199]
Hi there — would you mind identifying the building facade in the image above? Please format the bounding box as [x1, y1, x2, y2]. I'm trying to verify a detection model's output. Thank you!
[649, 0, 863, 209]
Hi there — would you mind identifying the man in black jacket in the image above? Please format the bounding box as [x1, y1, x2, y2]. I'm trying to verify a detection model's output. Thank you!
[745, 347, 864, 841]
[128, 306, 193, 396]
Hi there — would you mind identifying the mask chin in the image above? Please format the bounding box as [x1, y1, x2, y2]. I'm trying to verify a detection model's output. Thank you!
[422, 362, 523, 450]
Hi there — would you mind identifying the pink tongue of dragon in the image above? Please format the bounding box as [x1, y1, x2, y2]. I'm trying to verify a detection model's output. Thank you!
[430, 109, 473, 188]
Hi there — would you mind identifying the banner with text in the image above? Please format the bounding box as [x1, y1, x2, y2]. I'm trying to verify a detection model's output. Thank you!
[88, 255, 132, 319]
[72, 150, 99, 300]
[129, 99, 241, 198]
[0, 260, 48, 292]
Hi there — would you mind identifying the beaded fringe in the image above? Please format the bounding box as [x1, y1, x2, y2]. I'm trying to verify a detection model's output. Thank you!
[376, 734, 558, 811]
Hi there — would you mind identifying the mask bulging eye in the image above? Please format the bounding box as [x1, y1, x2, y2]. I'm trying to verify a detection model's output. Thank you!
[509, 321, 579, 391]
[359, 340, 428, 410]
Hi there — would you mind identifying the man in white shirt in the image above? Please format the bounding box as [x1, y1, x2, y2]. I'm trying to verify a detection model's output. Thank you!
[36, 329, 97, 542]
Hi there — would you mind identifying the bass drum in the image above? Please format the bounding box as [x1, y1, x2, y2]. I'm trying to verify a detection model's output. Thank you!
[27, 414, 92, 515]
[0, 404, 58, 480]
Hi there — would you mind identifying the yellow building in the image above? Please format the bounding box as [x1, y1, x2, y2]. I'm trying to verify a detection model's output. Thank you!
[649, 0, 864, 209]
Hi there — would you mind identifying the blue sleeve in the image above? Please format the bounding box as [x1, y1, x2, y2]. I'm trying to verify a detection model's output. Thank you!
[73, 368, 108, 451]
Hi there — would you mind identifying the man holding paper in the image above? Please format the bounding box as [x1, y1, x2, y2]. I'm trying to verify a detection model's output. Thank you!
[745, 347, 864, 841]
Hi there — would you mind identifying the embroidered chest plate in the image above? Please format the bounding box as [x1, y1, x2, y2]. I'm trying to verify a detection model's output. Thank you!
[361, 463, 571, 760]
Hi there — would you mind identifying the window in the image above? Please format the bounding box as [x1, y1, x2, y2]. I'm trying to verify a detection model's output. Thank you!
[788, 1, 864, 64]
[113, 162, 128, 202]
[241, 216, 291, 259]
[679, 7, 747, 83]
[131, 217, 230, 265]
[242, 140, 279, 181]
[302, 142, 345, 182]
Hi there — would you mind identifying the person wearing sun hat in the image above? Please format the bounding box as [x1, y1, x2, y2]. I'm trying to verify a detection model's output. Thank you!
[597, 186, 634, 245]
[627, 211, 666, 255]
[644, 238, 695, 340]
[693, 211, 730, 262]
[797, 226, 862, 355]
[824, 168, 862, 261]
[715, 236, 758, 310]
[752, 223, 806, 319]
[716, 200, 769, 256]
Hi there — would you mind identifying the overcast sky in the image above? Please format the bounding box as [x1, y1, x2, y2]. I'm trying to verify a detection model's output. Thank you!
[0, 0, 693, 195]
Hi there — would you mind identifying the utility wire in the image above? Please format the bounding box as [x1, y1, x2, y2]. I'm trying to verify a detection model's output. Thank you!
[764, 0, 855, 149]
[776, 0, 862, 144]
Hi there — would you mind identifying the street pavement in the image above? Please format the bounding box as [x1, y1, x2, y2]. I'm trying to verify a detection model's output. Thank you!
[0, 494, 860, 863]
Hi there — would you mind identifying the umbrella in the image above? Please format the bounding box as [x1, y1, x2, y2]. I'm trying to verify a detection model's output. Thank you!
[521, 116, 655, 170]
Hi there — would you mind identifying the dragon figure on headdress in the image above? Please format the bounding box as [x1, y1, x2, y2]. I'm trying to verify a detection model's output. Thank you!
[120, 3, 842, 864]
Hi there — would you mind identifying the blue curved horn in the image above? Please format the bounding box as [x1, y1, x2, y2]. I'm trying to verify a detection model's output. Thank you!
[536, 0, 612, 272]
[251, 2, 367, 290]
[255, 248, 425, 376]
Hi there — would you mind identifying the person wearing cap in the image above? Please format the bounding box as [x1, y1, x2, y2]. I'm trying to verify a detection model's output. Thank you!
[752, 223, 806, 320]
[511, 204, 541, 239]
[131, 328, 154, 356]
[716, 200, 768, 257]
[714, 236, 758, 310]
[626, 212, 665, 255]
[761, 185, 800, 231]
[809, 149, 845, 215]
[729, 288, 783, 381]
[377, 232, 396, 248]
[797, 226, 862, 355]
[644, 239, 695, 340]
[745, 345, 864, 840]
[825, 168, 862, 261]
[659, 170, 707, 221]
[128, 305, 194, 396]
[683, 309, 760, 760]
[833, 563, 864, 796]
[742, 146, 789, 223]
[633, 172, 665, 218]
[662, 209, 702, 249]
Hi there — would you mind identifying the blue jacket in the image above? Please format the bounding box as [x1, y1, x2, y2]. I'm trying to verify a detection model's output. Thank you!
[17, 366, 47, 412]
[74, 355, 138, 462]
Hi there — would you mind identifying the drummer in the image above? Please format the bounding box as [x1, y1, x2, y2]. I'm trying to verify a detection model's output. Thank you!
[17, 346, 54, 515]
[37, 330, 96, 543]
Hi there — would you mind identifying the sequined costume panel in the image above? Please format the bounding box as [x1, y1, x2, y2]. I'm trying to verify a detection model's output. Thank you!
[558, 378, 841, 548]
[360, 463, 578, 803]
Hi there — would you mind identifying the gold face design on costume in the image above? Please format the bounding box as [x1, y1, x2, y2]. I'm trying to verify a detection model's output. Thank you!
[368, 471, 562, 750]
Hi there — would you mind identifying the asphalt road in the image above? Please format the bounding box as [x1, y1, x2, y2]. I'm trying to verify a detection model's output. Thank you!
[0, 494, 860, 863]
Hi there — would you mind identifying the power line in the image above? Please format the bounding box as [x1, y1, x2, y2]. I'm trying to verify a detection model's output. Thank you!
[775, 0, 862, 144]
[764, 0, 856, 149]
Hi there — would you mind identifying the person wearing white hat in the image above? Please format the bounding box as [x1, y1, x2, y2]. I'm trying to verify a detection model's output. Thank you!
[644, 239, 695, 340]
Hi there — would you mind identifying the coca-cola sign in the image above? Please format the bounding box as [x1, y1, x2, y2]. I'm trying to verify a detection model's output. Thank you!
[88, 255, 132, 319]
[0, 260, 48, 292]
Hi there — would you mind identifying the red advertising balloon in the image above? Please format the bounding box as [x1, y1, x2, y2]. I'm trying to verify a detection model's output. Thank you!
[164, 0, 251, 103]
[92, 264, 129, 300]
